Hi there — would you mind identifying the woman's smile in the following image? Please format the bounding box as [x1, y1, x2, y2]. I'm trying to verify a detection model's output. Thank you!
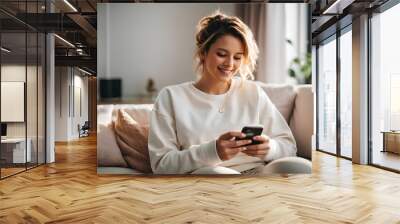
[218, 66, 234, 76]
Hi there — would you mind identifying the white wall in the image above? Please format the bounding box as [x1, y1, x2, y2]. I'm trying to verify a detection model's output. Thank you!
[1, 63, 46, 164]
[72, 74, 89, 138]
[55, 67, 69, 141]
[98, 3, 237, 97]
[55, 67, 89, 141]
[1, 65, 35, 137]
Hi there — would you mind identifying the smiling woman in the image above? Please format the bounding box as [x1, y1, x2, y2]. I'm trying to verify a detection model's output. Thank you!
[194, 35, 244, 94]
[147, 11, 302, 175]
[194, 12, 258, 83]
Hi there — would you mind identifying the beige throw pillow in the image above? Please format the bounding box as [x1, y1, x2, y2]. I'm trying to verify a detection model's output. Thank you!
[257, 82, 296, 123]
[114, 109, 152, 173]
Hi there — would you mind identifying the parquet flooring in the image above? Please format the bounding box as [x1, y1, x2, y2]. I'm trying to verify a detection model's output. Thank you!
[1, 135, 400, 223]
[1, 167, 26, 177]
[1, 163, 46, 178]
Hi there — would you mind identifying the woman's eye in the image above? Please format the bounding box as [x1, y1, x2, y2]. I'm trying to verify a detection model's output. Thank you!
[234, 57, 242, 60]
[217, 53, 226, 57]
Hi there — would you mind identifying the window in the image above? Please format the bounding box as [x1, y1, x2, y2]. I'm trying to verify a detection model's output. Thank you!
[370, 2, 400, 171]
[317, 36, 337, 154]
[339, 28, 352, 158]
[316, 24, 353, 159]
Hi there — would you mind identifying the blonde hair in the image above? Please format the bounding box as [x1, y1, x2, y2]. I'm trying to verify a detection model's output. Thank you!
[194, 11, 259, 80]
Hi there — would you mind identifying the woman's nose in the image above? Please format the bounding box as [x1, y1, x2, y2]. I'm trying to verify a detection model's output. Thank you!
[223, 57, 234, 67]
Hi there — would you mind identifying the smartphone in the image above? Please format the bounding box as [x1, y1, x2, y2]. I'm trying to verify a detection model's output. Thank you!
[237, 126, 263, 145]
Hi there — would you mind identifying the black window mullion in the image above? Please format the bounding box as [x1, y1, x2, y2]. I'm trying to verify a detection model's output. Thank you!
[36, 0, 39, 168]
[24, 0, 28, 171]
[367, 11, 373, 165]
[36, 30, 39, 168]
[44, 31, 47, 164]
[336, 27, 341, 157]
[316, 45, 320, 151]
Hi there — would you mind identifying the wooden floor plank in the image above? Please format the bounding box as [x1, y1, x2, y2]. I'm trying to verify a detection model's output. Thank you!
[0, 135, 400, 223]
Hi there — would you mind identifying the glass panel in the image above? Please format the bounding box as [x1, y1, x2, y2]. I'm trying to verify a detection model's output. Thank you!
[28, 0, 39, 169]
[371, 3, 400, 171]
[340, 29, 352, 158]
[1, 31, 27, 177]
[0, 1, 46, 178]
[27, 31, 38, 169]
[317, 37, 337, 154]
[38, 33, 45, 165]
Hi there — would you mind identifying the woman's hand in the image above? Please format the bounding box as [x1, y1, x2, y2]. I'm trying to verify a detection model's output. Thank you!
[216, 131, 252, 161]
[242, 135, 270, 160]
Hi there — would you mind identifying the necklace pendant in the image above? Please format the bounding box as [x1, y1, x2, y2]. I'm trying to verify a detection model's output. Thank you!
[219, 108, 224, 113]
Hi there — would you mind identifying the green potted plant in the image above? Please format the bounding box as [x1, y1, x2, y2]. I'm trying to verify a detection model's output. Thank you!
[287, 39, 312, 84]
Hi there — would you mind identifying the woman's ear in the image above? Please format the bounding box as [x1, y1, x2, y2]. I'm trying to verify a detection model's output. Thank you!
[199, 54, 207, 69]
[199, 52, 205, 63]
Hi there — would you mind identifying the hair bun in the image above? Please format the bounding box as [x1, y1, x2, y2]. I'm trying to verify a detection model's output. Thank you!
[209, 14, 223, 23]
[199, 12, 225, 29]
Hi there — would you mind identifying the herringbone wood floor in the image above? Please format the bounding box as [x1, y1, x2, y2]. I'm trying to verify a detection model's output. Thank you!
[1, 135, 400, 224]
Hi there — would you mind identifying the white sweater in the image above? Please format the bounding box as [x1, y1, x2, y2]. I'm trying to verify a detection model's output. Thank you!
[148, 77, 297, 174]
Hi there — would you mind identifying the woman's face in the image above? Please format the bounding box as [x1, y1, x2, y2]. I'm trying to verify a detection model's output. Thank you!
[202, 34, 244, 83]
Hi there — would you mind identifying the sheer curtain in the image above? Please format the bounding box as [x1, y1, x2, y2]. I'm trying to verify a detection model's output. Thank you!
[237, 3, 308, 84]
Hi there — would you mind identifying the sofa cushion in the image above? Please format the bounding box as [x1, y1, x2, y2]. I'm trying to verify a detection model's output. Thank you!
[114, 109, 152, 173]
[97, 123, 128, 167]
[290, 85, 313, 160]
[98, 105, 115, 125]
[111, 104, 153, 125]
[256, 82, 296, 123]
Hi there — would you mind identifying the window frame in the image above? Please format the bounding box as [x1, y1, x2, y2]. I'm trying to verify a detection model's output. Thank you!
[315, 21, 353, 161]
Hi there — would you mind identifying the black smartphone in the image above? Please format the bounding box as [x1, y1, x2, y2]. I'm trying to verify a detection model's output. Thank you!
[237, 126, 264, 145]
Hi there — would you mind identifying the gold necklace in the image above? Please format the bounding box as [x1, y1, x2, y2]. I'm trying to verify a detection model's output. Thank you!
[193, 80, 233, 113]
[218, 81, 233, 113]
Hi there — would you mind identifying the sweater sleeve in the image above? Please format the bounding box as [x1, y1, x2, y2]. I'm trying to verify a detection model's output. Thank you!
[148, 88, 222, 174]
[257, 86, 297, 161]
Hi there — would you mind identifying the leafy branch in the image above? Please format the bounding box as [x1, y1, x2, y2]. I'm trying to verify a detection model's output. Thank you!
[287, 39, 311, 84]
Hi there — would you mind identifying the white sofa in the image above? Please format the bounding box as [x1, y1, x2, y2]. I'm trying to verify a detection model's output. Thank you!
[97, 83, 314, 174]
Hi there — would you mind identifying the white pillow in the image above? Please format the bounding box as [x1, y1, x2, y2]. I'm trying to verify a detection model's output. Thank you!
[97, 105, 114, 125]
[97, 123, 128, 167]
